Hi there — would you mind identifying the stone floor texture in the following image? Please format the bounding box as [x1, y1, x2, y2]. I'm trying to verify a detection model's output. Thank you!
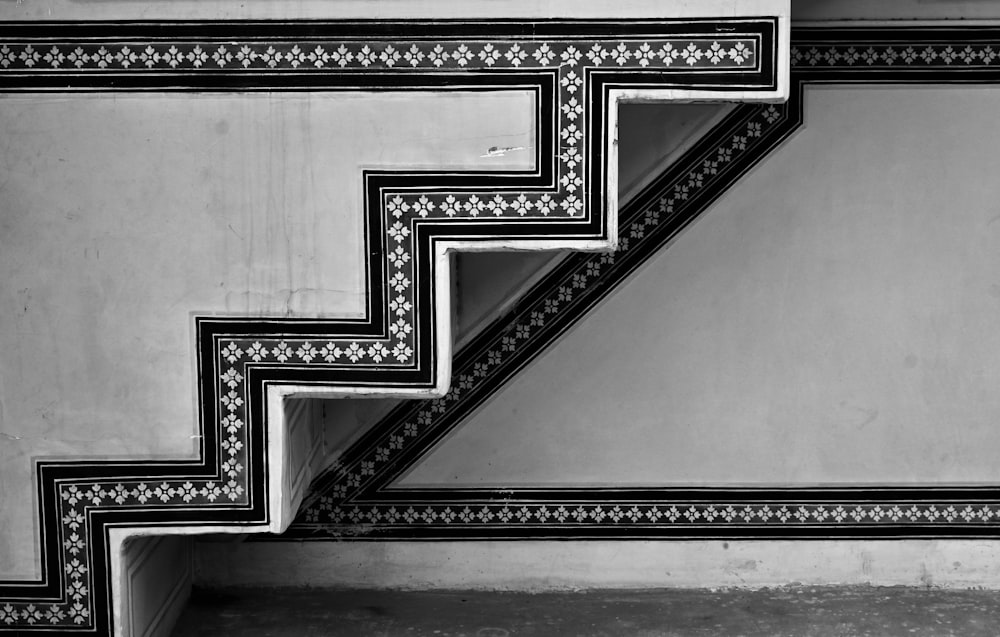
[171, 586, 1000, 636]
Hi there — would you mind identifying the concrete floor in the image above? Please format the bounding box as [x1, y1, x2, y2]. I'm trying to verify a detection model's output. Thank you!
[171, 586, 1000, 636]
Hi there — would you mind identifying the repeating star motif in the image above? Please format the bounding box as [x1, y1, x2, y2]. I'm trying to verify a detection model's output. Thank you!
[285, 33, 1000, 541]
[0, 39, 754, 72]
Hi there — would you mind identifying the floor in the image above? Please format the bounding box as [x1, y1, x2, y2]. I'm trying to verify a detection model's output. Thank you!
[171, 586, 1000, 636]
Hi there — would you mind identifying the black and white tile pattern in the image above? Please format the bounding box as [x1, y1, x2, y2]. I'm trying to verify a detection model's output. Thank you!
[280, 28, 1000, 543]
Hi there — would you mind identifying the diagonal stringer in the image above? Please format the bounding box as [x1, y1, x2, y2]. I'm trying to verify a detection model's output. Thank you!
[285, 26, 1000, 542]
[286, 95, 801, 539]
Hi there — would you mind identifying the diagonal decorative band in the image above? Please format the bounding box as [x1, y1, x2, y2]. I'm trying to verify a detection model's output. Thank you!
[282, 27, 1000, 544]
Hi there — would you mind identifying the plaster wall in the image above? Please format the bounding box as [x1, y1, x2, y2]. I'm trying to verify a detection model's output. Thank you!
[454, 102, 731, 342]
[199, 539, 1000, 590]
[317, 102, 729, 480]
[403, 85, 1000, 488]
[2, 0, 785, 21]
[202, 84, 1000, 590]
[5, 0, 989, 26]
[0, 90, 534, 579]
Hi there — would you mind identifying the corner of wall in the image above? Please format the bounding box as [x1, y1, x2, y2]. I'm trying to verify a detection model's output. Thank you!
[119, 535, 193, 637]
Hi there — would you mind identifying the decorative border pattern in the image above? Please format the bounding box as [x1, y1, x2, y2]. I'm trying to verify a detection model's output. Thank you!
[280, 27, 1000, 543]
[0, 38, 756, 73]
[0, 18, 777, 634]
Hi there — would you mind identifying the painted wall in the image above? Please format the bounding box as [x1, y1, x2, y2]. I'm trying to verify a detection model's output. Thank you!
[0, 3, 790, 634]
[13, 0, 1000, 608]
[199, 84, 1000, 589]
[6, 0, 993, 22]
[199, 540, 1000, 590]
[315, 102, 728, 475]
[0, 90, 534, 580]
[454, 102, 731, 343]
[402, 85, 1000, 488]
[2, 0, 784, 21]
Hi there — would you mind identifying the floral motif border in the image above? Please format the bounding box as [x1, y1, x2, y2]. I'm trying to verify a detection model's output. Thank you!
[281, 26, 1000, 543]
[0, 17, 778, 635]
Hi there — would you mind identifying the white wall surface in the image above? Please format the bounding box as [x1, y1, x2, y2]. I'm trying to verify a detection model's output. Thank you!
[0, 90, 534, 579]
[198, 84, 1000, 591]
[317, 102, 729, 479]
[197, 539, 1000, 590]
[402, 85, 1000, 488]
[455, 103, 729, 344]
[1, 0, 787, 21]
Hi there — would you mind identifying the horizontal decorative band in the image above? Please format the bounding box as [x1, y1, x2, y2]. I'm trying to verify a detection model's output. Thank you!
[792, 43, 1000, 67]
[309, 502, 1000, 528]
[0, 39, 756, 73]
